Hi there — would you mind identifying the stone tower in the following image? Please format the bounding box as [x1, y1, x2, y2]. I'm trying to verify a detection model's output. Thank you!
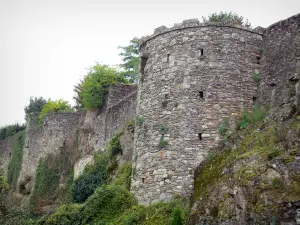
[131, 19, 264, 205]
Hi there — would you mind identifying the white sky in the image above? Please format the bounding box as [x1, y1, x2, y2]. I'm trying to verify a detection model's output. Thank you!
[0, 0, 299, 126]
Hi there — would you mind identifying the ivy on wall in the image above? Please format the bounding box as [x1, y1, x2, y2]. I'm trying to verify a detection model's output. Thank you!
[7, 131, 26, 190]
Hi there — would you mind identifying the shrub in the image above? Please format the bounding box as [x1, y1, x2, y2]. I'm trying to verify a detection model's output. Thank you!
[171, 206, 184, 225]
[71, 154, 109, 203]
[83, 185, 137, 223]
[158, 137, 169, 148]
[202, 11, 251, 28]
[39, 99, 74, 124]
[252, 70, 261, 84]
[135, 115, 145, 126]
[107, 132, 123, 157]
[24, 97, 47, 121]
[207, 151, 217, 163]
[267, 148, 282, 160]
[43, 204, 84, 225]
[7, 131, 26, 189]
[238, 105, 267, 129]
[218, 118, 229, 138]
[112, 162, 132, 190]
[159, 124, 169, 134]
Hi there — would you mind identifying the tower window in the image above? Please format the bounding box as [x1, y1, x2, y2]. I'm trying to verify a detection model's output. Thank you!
[199, 91, 204, 99]
[198, 133, 203, 140]
[256, 56, 261, 64]
[253, 96, 257, 103]
[142, 178, 145, 183]
[199, 49, 204, 56]
[167, 54, 170, 63]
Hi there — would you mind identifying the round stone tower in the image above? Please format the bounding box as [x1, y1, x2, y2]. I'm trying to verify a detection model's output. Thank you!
[131, 19, 263, 204]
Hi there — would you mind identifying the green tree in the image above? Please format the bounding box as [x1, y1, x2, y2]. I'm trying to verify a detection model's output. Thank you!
[202, 12, 251, 28]
[118, 37, 141, 83]
[39, 99, 74, 124]
[24, 97, 47, 121]
[74, 64, 128, 111]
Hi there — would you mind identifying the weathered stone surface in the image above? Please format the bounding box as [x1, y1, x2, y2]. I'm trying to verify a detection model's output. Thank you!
[132, 19, 263, 204]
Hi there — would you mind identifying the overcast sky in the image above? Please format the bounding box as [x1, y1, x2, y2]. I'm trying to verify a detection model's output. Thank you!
[0, 0, 299, 126]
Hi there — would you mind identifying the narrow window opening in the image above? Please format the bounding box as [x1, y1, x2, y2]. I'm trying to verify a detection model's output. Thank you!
[140, 56, 148, 83]
[167, 54, 170, 63]
[198, 133, 203, 141]
[199, 49, 204, 56]
[164, 94, 168, 99]
[142, 178, 145, 183]
[270, 82, 276, 87]
[199, 91, 204, 99]
[253, 96, 257, 103]
[9, 152, 11, 157]
[256, 56, 261, 64]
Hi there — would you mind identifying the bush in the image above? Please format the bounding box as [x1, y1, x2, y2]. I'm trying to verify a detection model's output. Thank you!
[159, 124, 169, 134]
[158, 138, 169, 148]
[218, 118, 229, 137]
[135, 115, 145, 126]
[238, 105, 267, 129]
[43, 204, 84, 225]
[112, 162, 132, 190]
[7, 131, 26, 189]
[252, 70, 261, 84]
[39, 99, 74, 124]
[267, 148, 282, 160]
[171, 206, 184, 225]
[202, 11, 251, 28]
[83, 185, 137, 223]
[107, 132, 123, 157]
[24, 97, 47, 121]
[71, 154, 109, 203]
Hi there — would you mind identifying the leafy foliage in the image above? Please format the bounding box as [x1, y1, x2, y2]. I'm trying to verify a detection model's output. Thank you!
[171, 206, 184, 225]
[7, 131, 26, 189]
[218, 118, 229, 138]
[111, 162, 132, 190]
[108, 132, 123, 156]
[135, 115, 145, 126]
[158, 137, 169, 148]
[74, 64, 128, 111]
[71, 154, 109, 203]
[39, 99, 74, 124]
[0, 123, 26, 141]
[252, 70, 262, 84]
[24, 97, 47, 121]
[119, 37, 141, 83]
[43, 204, 84, 225]
[202, 11, 251, 28]
[238, 105, 267, 129]
[159, 124, 169, 134]
[83, 184, 137, 223]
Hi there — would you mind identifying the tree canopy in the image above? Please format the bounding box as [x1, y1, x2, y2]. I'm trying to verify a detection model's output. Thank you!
[24, 97, 47, 121]
[202, 11, 251, 28]
[73, 64, 128, 111]
[118, 37, 141, 83]
[39, 99, 74, 124]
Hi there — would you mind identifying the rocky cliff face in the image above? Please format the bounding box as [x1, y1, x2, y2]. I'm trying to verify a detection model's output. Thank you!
[188, 106, 300, 224]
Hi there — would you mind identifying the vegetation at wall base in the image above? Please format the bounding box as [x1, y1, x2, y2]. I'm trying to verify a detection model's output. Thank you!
[7, 131, 26, 189]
